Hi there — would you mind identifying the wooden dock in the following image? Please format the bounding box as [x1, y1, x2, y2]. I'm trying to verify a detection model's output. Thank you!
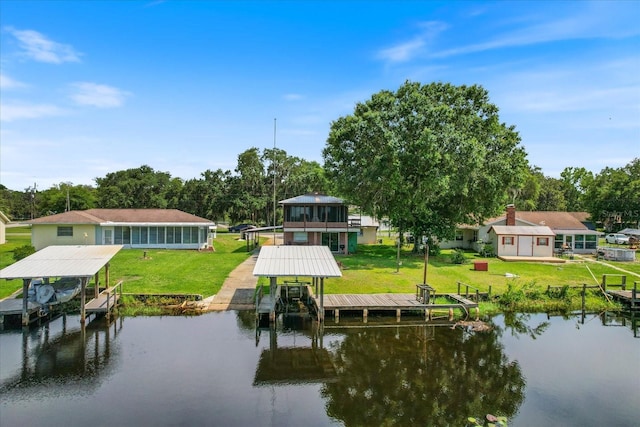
[603, 277, 639, 311]
[84, 281, 123, 320]
[607, 289, 639, 311]
[256, 285, 281, 322]
[0, 298, 41, 325]
[314, 293, 478, 323]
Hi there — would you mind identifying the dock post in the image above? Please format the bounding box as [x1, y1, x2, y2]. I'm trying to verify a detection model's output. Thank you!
[335, 309, 339, 323]
[396, 309, 401, 322]
[448, 308, 454, 321]
[80, 277, 87, 324]
[363, 308, 368, 323]
[106, 290, 111, 320]
[582, 284, 586, 312]
[21, 278, 30, 326]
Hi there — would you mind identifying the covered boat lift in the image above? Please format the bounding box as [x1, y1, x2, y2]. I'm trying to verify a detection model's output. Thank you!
[0, 245, 123, 326]
[253, 245, 342, 322]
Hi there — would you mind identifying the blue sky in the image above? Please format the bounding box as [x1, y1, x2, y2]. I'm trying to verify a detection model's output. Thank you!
[1, 0, 639, 192]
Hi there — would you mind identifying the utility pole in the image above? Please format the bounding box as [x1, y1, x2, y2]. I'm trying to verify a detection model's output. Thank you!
[273, 118, 277, 245]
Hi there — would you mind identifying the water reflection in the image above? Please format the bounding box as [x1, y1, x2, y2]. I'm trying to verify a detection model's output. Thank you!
[0, 311, 637, 427]
[318, 322, 524, 426]
[254, 318, 337, 386]
[0, 315, 121, 399]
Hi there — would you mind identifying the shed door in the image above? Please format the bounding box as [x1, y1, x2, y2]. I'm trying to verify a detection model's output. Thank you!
[518, 236, 533, 256]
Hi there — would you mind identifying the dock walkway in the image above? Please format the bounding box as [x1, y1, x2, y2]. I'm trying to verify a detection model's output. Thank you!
[85, 282, 122, 319]
[607, 289, 640, 311]
[315, 293, 478, 322]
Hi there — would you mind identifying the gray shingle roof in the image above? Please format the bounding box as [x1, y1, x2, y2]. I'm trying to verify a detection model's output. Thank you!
[27, 209, 213, 225]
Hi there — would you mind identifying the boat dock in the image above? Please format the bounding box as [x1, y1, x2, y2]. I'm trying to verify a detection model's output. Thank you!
[0, 297, 41, 325]
[314, 292, 479, 323]
[85, 281, 123, 319]
[0, 281, 124, 326]
[607, 288, 639, 311]
[603, 275, 639, 311]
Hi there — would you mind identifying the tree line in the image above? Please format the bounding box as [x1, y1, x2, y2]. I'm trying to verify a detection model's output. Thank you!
[1, 81, 637, 237]
[0, 147, 330, 227]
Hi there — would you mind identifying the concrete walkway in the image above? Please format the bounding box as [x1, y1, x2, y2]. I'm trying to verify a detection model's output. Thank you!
[204, 250, 260, 311]
[204, 236, 283, 311]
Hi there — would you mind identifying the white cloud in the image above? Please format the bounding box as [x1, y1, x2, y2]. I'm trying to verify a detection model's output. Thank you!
[68, 82, 130, 108]
[376, 21, 448, 63]
[0, 102, 66, 122]
[432, 3, 640, 59]
[6, 27, 82, 64]
[0, 73, 27, 89]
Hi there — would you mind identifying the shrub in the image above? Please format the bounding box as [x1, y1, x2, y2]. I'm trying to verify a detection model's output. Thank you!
[13, 245, 35, 261]
[450, 249, 467, 264]
[480, 243, 494, 257]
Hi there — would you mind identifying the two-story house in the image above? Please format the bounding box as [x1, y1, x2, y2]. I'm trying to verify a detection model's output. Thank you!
[280, 193, 358, 253]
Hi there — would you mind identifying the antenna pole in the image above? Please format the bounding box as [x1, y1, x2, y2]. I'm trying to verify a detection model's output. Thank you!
[273, 118, 277, 245]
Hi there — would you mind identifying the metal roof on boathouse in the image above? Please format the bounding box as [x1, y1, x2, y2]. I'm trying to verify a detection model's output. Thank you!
[253, 246, 342, 278]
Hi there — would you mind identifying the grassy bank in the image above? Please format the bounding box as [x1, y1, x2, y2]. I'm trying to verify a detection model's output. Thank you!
[2, 231, 637, 313]
[0, 233, 259, 299]
[328, 244, 637, 295]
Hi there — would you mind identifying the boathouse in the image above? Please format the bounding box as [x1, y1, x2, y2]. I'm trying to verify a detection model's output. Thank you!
[253, 245, 342, 322]
[0, 245, 122, 325]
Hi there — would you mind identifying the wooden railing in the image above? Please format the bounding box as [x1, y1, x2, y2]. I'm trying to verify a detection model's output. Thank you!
[457, 281, 491, 301]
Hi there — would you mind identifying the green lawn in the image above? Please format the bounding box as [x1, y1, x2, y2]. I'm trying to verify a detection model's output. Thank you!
[2, 231, 638, 302]
[325, 244, 638, 295]
[0, 233, 258, 298]
[107, 235, 255, 296]
[0, 235, 32, 298]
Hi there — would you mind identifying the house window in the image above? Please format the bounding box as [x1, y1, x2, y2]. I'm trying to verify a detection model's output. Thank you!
[502, 236, 514, 245]
[57, 226, 73, 237]
[293, 232, 308, 242]
[327, 206, 346, 222]
[537, 237, 549, 246]
[585, 234, 597, 249]
[554, 234, 564, 249]
[455, 231, 464, 241]
[288, 206, 309, 222]
[114, 226, 131, 244]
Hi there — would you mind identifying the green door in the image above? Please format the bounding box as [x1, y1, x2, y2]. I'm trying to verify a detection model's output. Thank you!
[322, 233, 339, 252]
[348, 232, 358, 253]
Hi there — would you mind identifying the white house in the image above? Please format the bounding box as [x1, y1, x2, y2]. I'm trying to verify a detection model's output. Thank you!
[27, 209, 216, 250]
[0, 211, 9, 245]
[488, 225, 555, 258]
[348, 215, 380, 244]
[441, 205, 601, 255]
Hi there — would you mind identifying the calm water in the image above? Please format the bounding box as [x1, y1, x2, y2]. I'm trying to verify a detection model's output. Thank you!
[1, 311, 638, 427]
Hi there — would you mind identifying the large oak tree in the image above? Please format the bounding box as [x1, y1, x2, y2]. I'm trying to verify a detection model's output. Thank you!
[323, 81, 528, 245]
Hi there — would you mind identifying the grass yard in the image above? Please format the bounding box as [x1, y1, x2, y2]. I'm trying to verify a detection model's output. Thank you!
[104, 235, 262, 297]
[325, 244, 639, 295]
[0, 235, 32, 298]
[0, 233, 260, 299]
[1, 229, 638, 307]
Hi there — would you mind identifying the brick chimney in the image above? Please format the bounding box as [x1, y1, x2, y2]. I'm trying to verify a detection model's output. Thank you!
[506, 204, 516, 226]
